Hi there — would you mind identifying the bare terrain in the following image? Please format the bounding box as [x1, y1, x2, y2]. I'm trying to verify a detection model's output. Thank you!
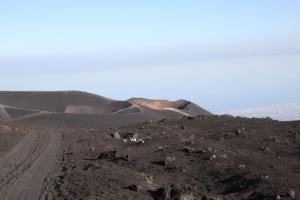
[0, 91, 299, 200]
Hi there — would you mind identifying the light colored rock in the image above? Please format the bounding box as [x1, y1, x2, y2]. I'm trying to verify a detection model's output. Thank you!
[113, 131, 121, 139]
[238, 164, 246, 169]
[289, 189, 296, 199]
[210, 155, 217, 160]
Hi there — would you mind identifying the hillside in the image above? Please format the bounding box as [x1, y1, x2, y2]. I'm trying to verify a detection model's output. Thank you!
[0, 91, 211, 125]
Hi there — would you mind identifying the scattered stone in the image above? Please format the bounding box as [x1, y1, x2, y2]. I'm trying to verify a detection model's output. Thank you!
[185, 116, 195, 120]
[83, 163, 100, 171]
[210, 155, 216, 160]
[235, 127, 248, 137]
[165, 156, 176, 166]
[222, 132, 235, 137]
[238, 164, 246, 169]
[206, 147, 213, 152]
[188, 135, 196, 144]
[153, 185, 195, 200]
[261, 147, 271, 152]
[158, 146, 164, 151]
[289, 189, 296, 199]
[97, 151, 128, 161]
[289, 130, 299, 138]
[159, 119, 166, 123]
[97, 150, 117, 160]
[146, 175, 155, 187]
[161, 185, 171, 199]
[144, 135, 153, 140]
[90, 146, 95, 152]
[129, 137, 145, 144]
[113, 131, 121, 140]
[146, 175, 159, 189]
[235, 127, 245, 134]
[268, 136, 280, 143]
[132, 132, 139, 139]
[260, 175, 269, 180]
[182, 146, 195, 153]
[120, 131, 145, 144]
[126, 184, 142, 192]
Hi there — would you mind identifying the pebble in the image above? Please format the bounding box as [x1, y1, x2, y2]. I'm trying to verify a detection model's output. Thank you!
[158, 146, 164, 151]
[268, 136, 280, 143]
[165, 156, 176, 165]
[260, 175, 269, 180]
[238, 164, 246, 169]
[207, 147, 213, 152]
[127, 184, 142, 192]
[210, 155, 216, 160]
[289, 189, 296, 199]
[261, 147, 271, 152]
[183, 146, 195, 153]
[113, 131, 121, 139]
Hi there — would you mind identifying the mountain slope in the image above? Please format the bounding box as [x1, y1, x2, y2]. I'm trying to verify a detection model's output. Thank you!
[129, 98, 211, 116]
[0, 91, 130, 114]
[0, 91, 212, 125]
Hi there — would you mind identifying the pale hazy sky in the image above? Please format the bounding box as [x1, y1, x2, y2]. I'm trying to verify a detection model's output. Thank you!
[0, 1, 300, 114]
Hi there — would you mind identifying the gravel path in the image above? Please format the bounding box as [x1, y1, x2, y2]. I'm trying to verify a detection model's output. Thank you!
[0, 132, 62, 200]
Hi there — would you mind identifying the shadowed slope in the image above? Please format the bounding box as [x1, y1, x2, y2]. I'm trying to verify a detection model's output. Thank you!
[17, 107, 183, 128]
[0, 91, 130, 114]
[4, 107, 38, 119]
[0, 91, 211, 125]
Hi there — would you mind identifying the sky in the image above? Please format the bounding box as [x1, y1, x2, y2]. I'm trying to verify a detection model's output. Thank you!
[0, 1, 300, 117]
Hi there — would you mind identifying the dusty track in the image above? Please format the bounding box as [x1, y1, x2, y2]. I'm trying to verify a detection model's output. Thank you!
[0, 132, 62, 200]
[0, 106, 11, 121]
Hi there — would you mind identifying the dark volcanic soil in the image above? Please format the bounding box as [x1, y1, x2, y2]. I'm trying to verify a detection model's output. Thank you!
[40, 116, 300, 200]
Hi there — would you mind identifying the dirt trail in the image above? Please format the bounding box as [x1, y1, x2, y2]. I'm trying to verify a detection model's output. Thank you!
[0, 106, 11, 121]
[9, 111, 49, 122]
[0, 132, 62, 200]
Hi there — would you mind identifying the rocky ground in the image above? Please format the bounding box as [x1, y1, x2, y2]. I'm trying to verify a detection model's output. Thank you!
[39, 115, 300, 200]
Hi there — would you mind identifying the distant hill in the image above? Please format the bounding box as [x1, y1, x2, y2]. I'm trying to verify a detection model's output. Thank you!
[0, 91, 129, 113]
[0, 91, 212, 126]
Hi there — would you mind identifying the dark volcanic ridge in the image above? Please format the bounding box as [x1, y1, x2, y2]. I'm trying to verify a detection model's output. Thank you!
[0, 91, 211, 126]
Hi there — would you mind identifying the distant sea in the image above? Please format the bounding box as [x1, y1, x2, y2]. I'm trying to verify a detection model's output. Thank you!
[227, 103, 300, 121]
